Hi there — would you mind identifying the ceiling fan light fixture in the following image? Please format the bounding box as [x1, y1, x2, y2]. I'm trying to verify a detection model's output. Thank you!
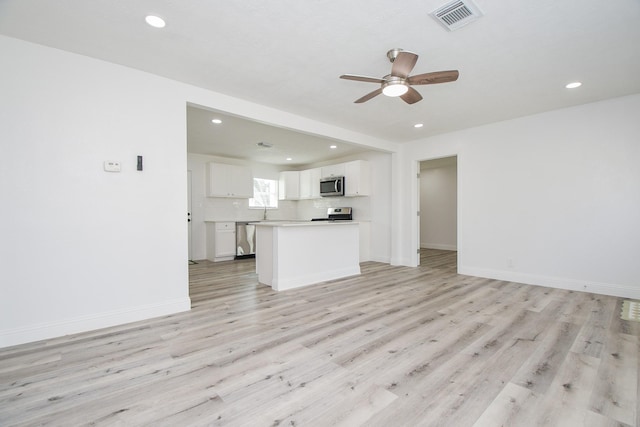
[145, 15, 166, 28]
[382, 81, 409, 97]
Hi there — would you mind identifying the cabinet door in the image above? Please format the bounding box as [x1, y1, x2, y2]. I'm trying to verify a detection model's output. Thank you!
[229, 166, 253, 198]
[311, 168, 321, 198]
[320, 163, 345, 178]
[214, 222, 236, 258]
[344, 160, 370, 196]
[279, 171, 300, 200]
[215, 230, 236, 257]
[207, 163, 230, 197]
[207, 163, 253, 198]
[299, 168, 322, 200]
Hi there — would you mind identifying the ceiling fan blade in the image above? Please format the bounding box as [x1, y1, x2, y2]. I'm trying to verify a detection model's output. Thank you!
[400, 87, 423, 104]
[407, 70, 459, 85]
[391, 51, 418, 78]
[340, 74, 385, 84]
[355, 88, 383, 103]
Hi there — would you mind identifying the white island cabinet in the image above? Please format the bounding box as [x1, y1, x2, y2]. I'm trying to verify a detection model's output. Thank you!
[255, 221, 360, 291]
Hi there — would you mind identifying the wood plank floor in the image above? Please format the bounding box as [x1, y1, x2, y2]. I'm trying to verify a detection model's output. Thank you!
[1, 250, 638, 426]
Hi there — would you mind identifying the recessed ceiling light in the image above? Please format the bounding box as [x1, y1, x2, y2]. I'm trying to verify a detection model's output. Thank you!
[286, 157, 292, 161]
[211, 119, 222, 124]
[565, 82, 582, 89]
[414, 123, 424, 128]
[330, 145, 337, 149]
[145, 15, 166, 28]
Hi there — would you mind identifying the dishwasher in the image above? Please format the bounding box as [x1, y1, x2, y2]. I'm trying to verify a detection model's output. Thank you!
[235, 222, 256, 259]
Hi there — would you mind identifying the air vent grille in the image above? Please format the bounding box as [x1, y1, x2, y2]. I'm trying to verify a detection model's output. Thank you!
[430, 0, 483, 31]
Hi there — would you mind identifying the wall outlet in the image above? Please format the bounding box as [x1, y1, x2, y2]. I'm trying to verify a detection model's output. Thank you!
[507, 258, 514, 268]
[104, 161, 121, 172]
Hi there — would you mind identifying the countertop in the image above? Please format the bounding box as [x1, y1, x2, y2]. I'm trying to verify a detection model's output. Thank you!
[203, 219, 300, 223]
[254, 220, 359, 227]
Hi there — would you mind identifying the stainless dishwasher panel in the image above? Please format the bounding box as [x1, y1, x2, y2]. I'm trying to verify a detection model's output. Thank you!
[235, 222, 256, 258]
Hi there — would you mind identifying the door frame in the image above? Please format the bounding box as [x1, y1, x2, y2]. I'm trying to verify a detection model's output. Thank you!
[415, 155, 459, 267]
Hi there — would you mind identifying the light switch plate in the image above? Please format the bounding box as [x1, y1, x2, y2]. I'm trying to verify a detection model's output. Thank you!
[104, 161, 121, 172]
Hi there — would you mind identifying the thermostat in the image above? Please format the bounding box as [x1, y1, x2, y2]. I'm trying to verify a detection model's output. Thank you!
[104, 161, 121, 172]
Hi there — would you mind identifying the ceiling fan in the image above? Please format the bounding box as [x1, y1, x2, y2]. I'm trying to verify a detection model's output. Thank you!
[340, 48, 459, 104]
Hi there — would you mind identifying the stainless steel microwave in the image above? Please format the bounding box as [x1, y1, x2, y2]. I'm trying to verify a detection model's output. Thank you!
[320, 176, 345, 197]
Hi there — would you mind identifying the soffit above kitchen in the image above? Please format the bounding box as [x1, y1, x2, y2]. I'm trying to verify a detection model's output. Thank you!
[187, 105, 373, 166]
[1, 0, 639, 143]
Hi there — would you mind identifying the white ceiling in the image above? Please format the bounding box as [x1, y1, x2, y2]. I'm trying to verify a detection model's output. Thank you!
[2, 0, 639, 165]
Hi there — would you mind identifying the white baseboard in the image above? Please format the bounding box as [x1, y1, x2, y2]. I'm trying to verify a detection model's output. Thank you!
[370, 255, 391, 264]
[421, 243, 457, 251]
[390, 256, 417, 267]
[0, 297, 191, 349]
[459, 266, 640, 299]
[272, 266, 361, 291]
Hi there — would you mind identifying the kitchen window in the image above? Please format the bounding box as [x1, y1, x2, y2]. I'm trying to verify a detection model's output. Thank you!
[249, 178, 278, 209]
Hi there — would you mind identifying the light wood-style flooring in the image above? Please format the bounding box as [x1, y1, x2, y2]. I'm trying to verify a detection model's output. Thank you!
[1, 250, 638, 426]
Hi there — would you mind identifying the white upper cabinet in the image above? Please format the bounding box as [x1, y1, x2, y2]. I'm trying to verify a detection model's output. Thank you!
[299, 168, 321, 199]
[320, 163, 345, 178]
[207, 162, 253, 198]
[279, 171, 300, 200]
[344, 160, 371, 196]
[277, 160, 370, 200]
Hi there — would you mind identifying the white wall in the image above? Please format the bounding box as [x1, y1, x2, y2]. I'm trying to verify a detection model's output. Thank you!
[0, 36, 398, 348]
[398, 94, 640, 298]
[420, 159, 457, 250]
[0, 36, 191, 347]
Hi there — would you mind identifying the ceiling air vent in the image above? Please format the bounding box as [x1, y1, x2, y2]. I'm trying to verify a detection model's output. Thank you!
[430, 0, 483, 31]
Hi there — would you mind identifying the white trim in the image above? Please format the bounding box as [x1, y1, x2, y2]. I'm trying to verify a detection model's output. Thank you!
[0, 298, 191, 349]
[272, 267, 361, 291]
[459, 266, 640, 299]
[421, 243, 457, 251]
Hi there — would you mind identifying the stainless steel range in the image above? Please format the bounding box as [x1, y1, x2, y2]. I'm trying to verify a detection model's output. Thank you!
[311, 207, 353, 221]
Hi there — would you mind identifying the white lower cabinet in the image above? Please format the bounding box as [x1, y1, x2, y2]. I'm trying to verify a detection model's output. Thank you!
[206, 222, 236, 261]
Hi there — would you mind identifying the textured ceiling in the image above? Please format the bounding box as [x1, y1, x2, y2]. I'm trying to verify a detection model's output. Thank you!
[2, 0, 639, 164]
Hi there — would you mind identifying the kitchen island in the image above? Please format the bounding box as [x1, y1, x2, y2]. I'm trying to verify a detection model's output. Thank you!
[255, 221, 360, 291]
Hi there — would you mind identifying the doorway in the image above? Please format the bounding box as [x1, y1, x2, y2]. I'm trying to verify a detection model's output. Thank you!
[418, 156, 458, 267]
[187, 170, 195, 264]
